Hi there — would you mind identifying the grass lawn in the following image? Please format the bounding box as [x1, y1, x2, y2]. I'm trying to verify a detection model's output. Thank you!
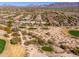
[41, 46, 53, 52]
[68, 30, 79, 37]
[0, 39, 6, 54]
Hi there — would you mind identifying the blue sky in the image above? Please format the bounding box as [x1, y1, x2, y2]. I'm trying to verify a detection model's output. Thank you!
[0, 2, 54, 6]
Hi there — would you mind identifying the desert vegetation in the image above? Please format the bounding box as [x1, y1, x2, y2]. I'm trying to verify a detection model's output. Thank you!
[0, 2, 79, 57]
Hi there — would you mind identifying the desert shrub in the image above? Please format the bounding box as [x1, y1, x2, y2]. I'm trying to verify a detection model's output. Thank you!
[28, 27, 37, 30]
[71, 48, 79, 56]
[3, 34, 9, 37]
[47, 40, 53, 44]
[10, 36, 21, 45]
[12, 32, 20, 36]
[24, 39, 36, 45]
[41, 27, 49, 30]
[24, 38, 46, 46]
[36, 38, 46, 45]
[4, 27, 12, 33]
[60, 44, 68, 49]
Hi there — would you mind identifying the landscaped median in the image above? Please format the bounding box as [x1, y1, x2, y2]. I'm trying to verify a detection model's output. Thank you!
[0, 39, 6, 54]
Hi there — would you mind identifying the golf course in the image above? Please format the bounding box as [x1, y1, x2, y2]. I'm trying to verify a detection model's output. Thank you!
[0, 39, 6, 54]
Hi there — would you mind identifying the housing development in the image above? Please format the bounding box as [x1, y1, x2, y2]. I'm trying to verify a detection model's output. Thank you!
[0, 2, 79, 57]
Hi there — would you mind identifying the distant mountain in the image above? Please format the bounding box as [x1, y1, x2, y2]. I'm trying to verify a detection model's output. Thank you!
[0, 2, 79, 8]
[25, 2, 79, 8]
[46, 2, 79, 8]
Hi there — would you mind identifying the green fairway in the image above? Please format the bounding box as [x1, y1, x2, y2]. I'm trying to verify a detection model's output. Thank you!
[0, 39, 6, 54]
[68, 30, 79, 37]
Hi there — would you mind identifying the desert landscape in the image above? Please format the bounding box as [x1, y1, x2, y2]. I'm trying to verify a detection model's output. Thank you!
[0, 2, 79, 57]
